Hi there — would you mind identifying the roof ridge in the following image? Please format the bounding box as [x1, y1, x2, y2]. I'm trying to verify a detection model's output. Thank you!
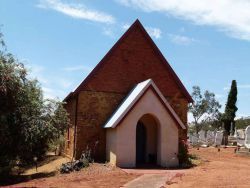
[134, 20, 193, 102]
[72, 19, 142, 95]
[65, 19, 193, 103]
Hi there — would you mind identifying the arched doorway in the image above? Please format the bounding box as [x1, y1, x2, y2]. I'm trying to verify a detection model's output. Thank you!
[136, 121, 146, 164]
[136, 114, 158, 166]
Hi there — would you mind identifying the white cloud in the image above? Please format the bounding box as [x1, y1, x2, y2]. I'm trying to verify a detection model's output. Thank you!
[63, 65, 93, 72]
[42, 86, 66, 99]
[102, 27, 115, 38]
[27, 63, 45, 74]
[117, 0, 250, 41]
[224, 84, 250, 90]
[145, 27, 162, 39]
[38, 0, 115, 24]
[24, 63, 75, 100]
[122, 23, 130, 30]
[58, 79, 72, 89]
[122, 23, 162, 39]
[25, 63, 49, 84]
[215, 94, 224, 99]
[42, 87, 56, 99]
[179, 27, 185, 33]
[168, 34, 196, 45]
[238, 84, 250, 89]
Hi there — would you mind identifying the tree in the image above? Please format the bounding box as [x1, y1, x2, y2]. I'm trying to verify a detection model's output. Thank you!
[43, 99, 69, 154]
[223, 80, 238, 134]
[0, 32, 69, 174]
[235, 117, 250, 130]
[189, 86, 221, 134]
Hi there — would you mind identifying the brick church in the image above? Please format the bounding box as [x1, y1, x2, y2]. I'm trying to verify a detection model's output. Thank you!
[63, 20, 192, 168]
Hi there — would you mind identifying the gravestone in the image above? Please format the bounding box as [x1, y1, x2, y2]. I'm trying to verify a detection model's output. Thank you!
[190, 134, 199, 145]
[206, 130, 215, 145]
[215, 131, 223, 146]
[237, 129, 245, 146]
[237, 129, 245, 139]
[245, 126, 250, 149]
[199, 130, 206, 142]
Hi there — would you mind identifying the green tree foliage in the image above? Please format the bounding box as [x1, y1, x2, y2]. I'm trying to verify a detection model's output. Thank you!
[189, 86, 221, 134]
[235, 117, 250, 129]
[0, 32, 69, 173]
[224, 80, 238, 120]
[223, 80, 238, 133]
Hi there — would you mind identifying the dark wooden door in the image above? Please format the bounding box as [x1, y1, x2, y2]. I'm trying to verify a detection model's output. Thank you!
[136, 122, 146, 165]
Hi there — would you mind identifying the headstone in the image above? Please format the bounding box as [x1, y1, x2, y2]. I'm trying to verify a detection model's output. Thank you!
[237, 129, 245, 146]
[190, 134, 198, 145]
[215, 131, 223, 146]
[237, 129, 245, 139]
[245, 126, 250, 149]
[206, 130, 215, 145]
[237, 139, 245, 146]
[199, 130, 206, 142]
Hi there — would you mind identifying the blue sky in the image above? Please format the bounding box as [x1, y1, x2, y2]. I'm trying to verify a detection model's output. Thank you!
[1, 0, 250, 120]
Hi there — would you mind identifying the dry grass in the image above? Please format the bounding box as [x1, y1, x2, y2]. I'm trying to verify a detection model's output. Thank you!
[3, 157, 139, 188]
[169, 147, 250, 187]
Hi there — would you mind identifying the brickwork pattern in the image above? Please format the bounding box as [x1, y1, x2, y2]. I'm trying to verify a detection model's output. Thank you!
[74, 91, 125, 160]
[79, 24, 188, 100]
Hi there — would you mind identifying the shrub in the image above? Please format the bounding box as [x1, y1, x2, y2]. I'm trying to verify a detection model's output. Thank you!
[178, 139, 189, 166]
[0, 32, 69, 174]
[60, 147, 93, 174]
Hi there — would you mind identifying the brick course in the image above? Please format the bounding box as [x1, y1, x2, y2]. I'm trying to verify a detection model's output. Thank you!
[78, 24, 188, 99]
[74, 91, 125, 160]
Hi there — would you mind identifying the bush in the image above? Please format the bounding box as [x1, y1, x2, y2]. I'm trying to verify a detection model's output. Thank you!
[0, 32, 69, 174]
[48, 135, 65, 155]
[60, 147, 93, 174]
[178, 139, 189, 166]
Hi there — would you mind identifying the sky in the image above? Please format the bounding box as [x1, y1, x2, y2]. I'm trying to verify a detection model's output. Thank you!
[1, 0, 250, 121]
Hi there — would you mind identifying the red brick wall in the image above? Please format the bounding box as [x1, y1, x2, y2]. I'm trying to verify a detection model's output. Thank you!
[74, 91, 125, 160]
[79, 24, 188, 100]
[65, 22, 190, 160]
[71, 92, 188, 161]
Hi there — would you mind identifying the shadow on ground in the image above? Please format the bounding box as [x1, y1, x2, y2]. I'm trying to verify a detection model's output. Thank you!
[0, 153, 63, 186]
[0, 171, 57, 186]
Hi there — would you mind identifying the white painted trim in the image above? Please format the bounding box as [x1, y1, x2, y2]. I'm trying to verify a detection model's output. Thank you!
[103, 79, 186, 129]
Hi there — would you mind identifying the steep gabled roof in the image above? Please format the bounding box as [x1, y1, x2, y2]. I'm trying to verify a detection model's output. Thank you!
[103, 79, 186, 129]
[65, 19, 193, 103]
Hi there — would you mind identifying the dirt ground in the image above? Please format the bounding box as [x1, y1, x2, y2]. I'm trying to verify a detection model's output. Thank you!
[5, 161, 139, 188]
[169, 147, 250, 187]
[3, 147, 250, 187]
[23, 155, 70, 176]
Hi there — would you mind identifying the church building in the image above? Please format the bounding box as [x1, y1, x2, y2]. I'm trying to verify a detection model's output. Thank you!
[63, 19, 192, 168]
